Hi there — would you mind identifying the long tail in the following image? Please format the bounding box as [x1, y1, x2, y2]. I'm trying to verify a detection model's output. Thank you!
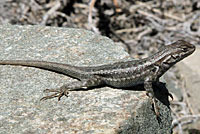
[0, 60, 88, 79]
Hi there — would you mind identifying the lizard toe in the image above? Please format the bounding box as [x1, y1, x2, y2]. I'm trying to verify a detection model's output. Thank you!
[43, 88, 60, 93]
[40, 92, 61, 101]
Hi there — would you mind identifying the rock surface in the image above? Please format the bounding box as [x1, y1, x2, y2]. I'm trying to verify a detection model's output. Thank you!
[0, 24, 172, 134]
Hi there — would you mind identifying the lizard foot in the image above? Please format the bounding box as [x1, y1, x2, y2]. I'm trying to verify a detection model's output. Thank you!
[151, 97, 160, 116]
[146, 92, 160, 116]
[40, 88, 69, 101]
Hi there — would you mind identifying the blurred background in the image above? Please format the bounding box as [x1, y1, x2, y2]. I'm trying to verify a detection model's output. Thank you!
[0, 0, 200, 133]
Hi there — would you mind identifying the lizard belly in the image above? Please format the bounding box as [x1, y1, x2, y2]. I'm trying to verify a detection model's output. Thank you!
[104, 77, 144, 88]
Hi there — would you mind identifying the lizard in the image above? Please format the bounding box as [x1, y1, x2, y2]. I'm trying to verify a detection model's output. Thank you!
[0, 40, 196, 116]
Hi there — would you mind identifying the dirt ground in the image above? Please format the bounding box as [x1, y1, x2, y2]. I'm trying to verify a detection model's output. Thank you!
[0, 0, 200, 133]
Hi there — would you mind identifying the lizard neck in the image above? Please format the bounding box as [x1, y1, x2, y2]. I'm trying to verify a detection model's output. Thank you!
[145, 47, 177, 79]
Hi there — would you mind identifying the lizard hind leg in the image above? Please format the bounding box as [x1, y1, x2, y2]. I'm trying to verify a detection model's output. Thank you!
[40, 76, 103, 101]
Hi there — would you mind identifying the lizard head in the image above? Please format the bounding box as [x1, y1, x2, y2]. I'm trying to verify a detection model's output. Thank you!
[165, 40, 196, 64]
[152, 40, 195, 79]
[154, 40, 195, 67]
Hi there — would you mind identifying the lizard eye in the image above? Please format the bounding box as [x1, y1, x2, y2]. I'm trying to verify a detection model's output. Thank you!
[182, 47, 188, 52]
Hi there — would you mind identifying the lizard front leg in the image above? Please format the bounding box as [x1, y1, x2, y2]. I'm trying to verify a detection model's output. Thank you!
[144, 78, 159, 116]
[41, 76, 104, 101]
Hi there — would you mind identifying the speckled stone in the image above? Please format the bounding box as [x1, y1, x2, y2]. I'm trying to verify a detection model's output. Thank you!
[0, 24, 172, 134]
